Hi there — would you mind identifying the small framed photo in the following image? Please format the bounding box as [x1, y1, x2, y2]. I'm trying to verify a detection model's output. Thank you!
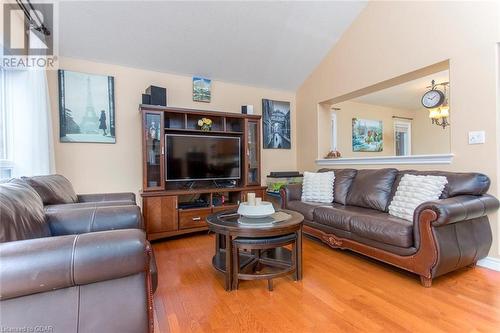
[193, 76, 211, 103]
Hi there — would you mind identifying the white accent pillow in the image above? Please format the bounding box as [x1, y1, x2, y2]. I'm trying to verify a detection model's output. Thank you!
[301, 171, 335, 203]
[388, 174, 448, 221]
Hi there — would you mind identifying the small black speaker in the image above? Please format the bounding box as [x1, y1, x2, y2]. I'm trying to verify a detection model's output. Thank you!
[145, 86, 167, 106]
[142, 94, 151, 105]
[241, 105, 254, 114]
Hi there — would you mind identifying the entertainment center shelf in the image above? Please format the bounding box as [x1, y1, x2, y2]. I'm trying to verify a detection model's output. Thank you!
[140, 105, 263, 241]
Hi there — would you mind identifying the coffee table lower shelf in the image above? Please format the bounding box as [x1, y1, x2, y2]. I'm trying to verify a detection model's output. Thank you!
[212, 247, 293, 276]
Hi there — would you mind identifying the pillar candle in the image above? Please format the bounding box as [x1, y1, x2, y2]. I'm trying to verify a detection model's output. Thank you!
[247, 193, 256, 205]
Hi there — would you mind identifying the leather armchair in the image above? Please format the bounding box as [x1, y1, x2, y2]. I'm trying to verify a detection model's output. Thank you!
[0, 231, 154, 333]
[0, 179, 154, 333]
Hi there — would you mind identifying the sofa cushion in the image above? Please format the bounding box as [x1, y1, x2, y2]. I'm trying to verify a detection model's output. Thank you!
[313, 204, 381, 232]
[346, 168, 398, 212]
[301, 171, 335, 203]
[350, 213, 414, 248]
[319, 169, 357, 205]
[0, 179, 51, 242]
[22, 174, 78, 205]
[286, 200, 330, 221]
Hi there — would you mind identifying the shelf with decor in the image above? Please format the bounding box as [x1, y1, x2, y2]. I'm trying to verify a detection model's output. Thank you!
[140, 105, 264, 241]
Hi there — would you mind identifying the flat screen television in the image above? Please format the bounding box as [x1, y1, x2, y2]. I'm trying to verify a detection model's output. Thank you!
[165, 134, 241, 181]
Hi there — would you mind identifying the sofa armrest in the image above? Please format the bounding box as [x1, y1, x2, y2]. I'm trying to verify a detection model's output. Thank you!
[77, 192, 136, 204]
[0, 229, 148, 300]
[415, 194, 499, 227]
[46, 205, 144, 235]
[280, 183, 303, 208]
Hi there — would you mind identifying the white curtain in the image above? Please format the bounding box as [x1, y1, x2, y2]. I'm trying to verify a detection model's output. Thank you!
[2, 68, 55, 177]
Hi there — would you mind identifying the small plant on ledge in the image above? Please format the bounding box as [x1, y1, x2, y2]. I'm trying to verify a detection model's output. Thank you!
[197, 118, 212, 131]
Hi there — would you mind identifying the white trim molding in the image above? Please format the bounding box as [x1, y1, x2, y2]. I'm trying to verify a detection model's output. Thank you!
[316, 154, 454, 166]
[478, 257, 500, 272]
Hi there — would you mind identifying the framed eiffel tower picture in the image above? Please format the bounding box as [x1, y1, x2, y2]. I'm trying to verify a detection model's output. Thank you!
[58, 70, 116, 143]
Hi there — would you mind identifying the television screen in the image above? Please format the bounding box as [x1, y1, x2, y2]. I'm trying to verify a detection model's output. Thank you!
[165, 134, 241, 181]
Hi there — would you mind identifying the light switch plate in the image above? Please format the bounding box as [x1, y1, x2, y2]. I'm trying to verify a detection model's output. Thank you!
[468, 131, 486, 144]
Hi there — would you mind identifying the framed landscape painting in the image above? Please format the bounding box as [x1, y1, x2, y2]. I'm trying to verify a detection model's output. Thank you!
[352, 118, 383, 152]
[58, 70, 116, 143]
[193, 76, 211, 102]
[262, 99, 291, 149]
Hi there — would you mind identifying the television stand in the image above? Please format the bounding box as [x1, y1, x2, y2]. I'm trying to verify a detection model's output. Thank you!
[140, 105, 264, 241]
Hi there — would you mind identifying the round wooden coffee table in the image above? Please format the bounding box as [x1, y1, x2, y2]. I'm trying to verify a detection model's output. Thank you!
[206, 209, 304, 291]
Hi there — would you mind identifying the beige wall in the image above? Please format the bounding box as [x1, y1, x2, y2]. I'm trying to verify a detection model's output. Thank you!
[47, 57, 296, 199]
[296, 2, 500, 258]
[317, 101, 451, 157]
[412, 107, 451, 155]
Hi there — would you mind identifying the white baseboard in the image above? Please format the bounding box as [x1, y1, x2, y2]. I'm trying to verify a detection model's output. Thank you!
[477, 257, 500, 272]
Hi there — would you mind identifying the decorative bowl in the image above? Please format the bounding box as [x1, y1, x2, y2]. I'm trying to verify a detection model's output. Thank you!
[237, 201, 275, 218]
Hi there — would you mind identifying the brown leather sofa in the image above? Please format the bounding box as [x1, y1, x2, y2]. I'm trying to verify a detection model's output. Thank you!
[281, 168, 499, 287]
[0, 177, 156, 333]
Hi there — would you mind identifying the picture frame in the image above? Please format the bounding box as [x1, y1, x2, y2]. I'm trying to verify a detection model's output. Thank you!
[352, 118, 383, 152]
[193, 76, 211, 103]
[262, 99, 291, 149]
[58, 70, 116, 143]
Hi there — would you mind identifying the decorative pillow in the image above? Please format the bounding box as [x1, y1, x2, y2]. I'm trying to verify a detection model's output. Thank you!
[388, 174, 448, 221]
[301, 171, 335, 203]
[22, 174, 78, 205]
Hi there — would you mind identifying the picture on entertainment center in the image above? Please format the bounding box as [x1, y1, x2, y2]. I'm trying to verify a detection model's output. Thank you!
[262, 99, 291, 149]
[352, 118, 383, 152]
[58, 70, 115, 143]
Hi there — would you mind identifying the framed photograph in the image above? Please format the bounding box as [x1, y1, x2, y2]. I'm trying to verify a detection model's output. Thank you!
[193, 76, 211, 103]
[352, 118, 383, 152]
[262, 99, 291, 149]
[58, 70, 115, 143]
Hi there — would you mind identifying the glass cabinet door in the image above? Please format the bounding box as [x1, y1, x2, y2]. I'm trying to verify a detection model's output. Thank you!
[246, 119, 260, 185]
[143, 111, 165, 191]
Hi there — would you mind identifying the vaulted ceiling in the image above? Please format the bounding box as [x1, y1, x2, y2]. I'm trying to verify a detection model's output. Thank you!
[58, 1, 367, 91]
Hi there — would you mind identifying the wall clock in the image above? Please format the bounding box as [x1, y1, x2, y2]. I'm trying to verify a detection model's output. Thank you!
[421, 89, 445, 109]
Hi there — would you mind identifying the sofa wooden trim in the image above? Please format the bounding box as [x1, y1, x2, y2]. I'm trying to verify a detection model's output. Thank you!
[303, 209, 438, 287]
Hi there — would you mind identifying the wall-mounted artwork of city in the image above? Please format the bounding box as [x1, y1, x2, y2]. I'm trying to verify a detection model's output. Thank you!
[352, 118, 383, 152]
[58, 70, 116, 143]
[193, 76, 211, 103]
[262, 99, 291, 149]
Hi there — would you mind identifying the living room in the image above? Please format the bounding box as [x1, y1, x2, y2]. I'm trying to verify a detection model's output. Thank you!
[1, 1, 500, 332]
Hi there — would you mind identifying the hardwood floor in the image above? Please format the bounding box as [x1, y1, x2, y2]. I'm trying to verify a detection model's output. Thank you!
[152, 233, 500, 333]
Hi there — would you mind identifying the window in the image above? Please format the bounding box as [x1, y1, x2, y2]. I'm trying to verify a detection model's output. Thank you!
[0, 68, 13, 179]
[394, 120, 412, 156]
[330, 111, 337, 151]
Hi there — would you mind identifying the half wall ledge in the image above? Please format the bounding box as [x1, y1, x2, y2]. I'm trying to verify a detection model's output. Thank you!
[315, 154, 454, 166]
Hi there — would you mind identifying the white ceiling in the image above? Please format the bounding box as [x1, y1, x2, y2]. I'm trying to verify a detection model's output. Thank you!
[351, 70, 450, 111]
[58, 1, 367, 91]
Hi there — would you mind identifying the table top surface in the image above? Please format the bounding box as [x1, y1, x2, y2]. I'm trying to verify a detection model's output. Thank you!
[206, 209, 304, 236]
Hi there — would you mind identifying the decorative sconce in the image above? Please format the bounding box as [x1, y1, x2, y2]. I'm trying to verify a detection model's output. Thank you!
[421, 80, 450, 129]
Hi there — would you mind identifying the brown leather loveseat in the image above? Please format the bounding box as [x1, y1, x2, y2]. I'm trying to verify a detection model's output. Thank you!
[0, 176, 156, 333]
[281, 168, 499, 287]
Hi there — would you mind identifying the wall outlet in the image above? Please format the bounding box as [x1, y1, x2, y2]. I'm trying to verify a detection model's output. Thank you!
[468, 131, 486, 145]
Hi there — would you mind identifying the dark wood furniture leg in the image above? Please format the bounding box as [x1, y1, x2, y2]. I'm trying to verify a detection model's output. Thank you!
[232, 243, 239, 290]
[296, 228, 303, 280]
[224, 233, 233, 291]
[215, 233, 221, 254]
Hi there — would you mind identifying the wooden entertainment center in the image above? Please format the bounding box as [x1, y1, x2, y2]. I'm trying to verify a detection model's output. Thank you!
[140, 105, 266, 240]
